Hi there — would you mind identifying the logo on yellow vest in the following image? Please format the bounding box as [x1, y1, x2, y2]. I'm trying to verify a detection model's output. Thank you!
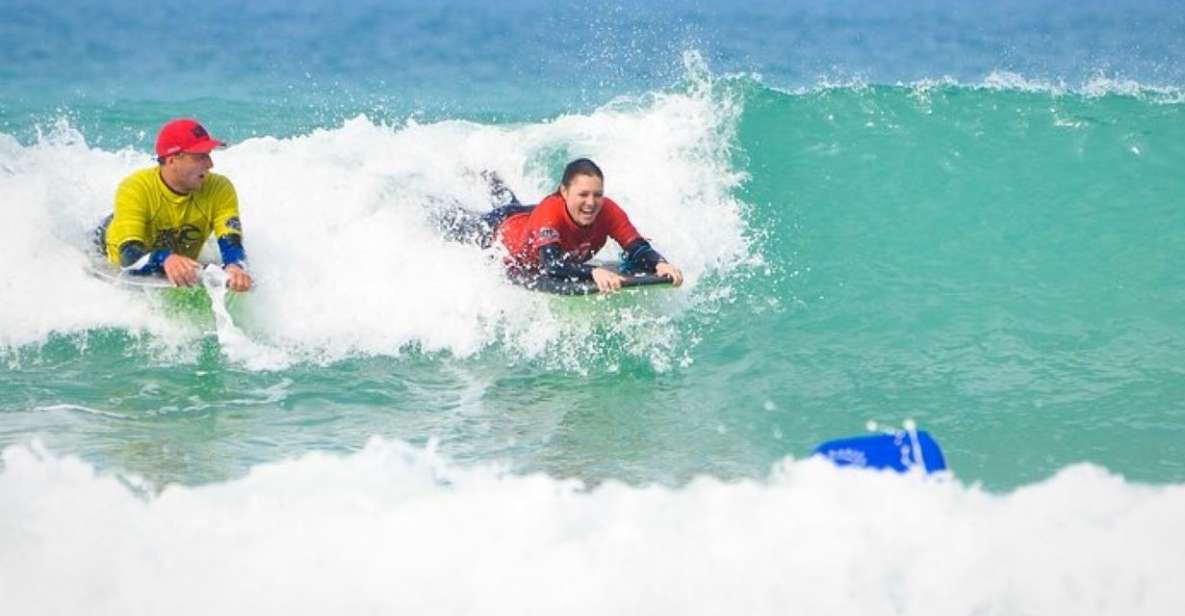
[153, 225, 205, 253]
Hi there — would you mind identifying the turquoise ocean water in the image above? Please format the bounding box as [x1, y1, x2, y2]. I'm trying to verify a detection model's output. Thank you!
[3, 1, 1185, 613]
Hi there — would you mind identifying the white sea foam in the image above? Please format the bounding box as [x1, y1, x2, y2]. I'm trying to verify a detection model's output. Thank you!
[976, 70, 1185, 103]
[0, 71, 750, 370]
[1, 439, 1182, 615]
[767, 70, 1185, 103]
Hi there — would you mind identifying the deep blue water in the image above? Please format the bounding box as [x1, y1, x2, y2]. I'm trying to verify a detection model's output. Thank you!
[3, 0, 1183, 140]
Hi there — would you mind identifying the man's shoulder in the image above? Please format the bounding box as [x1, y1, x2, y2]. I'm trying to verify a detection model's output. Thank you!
[196, 172, 237, 202]
[118, 167, 160, 191]
[202, 172, 235, 191]
[205, 171, 233, 186]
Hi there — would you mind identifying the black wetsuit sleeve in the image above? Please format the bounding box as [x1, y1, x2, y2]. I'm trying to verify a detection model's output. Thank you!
[217, 234, 247, 268]
[621, 238, 667, 273]
[538, 243, 595, 281]
[118, 240, 170, 275]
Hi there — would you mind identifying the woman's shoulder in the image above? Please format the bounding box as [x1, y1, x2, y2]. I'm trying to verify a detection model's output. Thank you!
[536, 192, 564, 207]
[530, 193, 566, 217]
[598, 196, 629, 220]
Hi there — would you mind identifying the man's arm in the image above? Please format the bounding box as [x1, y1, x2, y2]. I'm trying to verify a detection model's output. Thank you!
[210, 179, 252, 291]
[217, 233, 246, 268]
[107, 176, 172, 276]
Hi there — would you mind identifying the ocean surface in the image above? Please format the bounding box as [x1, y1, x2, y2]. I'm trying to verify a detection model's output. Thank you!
[2, 1, 1185, 613]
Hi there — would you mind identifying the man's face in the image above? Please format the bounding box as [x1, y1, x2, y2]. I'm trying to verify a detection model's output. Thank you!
[167, 151, 213, 193]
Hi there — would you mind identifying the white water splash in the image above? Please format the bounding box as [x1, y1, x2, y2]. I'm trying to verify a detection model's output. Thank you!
[1, 439, 1182, 615]
[0, 71, 751, 371]
[199, 265, 288, 370]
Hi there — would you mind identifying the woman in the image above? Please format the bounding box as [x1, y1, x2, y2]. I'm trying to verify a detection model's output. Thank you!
[467, 159, 683, 293]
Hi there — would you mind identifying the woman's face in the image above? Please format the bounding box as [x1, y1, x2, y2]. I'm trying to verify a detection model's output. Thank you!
[560, 174, 604, 227]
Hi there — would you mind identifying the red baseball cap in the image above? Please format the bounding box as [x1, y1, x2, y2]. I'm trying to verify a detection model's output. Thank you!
[155, 118, 224, 158]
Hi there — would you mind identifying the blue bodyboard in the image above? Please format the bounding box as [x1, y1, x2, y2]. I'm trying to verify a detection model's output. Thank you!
[814, 430, 947, 474]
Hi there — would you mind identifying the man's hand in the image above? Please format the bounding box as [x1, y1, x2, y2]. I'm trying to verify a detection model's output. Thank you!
[163, 254, 201, 287]
[655, 262, 684, 287]
[591, 267, 626, 293]
[224, 264, 253, 292]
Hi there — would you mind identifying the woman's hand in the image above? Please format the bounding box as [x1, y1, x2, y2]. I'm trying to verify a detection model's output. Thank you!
[591, 267, 626, 293]
[655, 262, 683, 287]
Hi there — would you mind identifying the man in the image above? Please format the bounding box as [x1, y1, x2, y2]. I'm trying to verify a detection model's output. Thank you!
[99, 118, 252, 291]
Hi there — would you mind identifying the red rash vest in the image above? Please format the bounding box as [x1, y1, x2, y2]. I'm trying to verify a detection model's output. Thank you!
[496, 193, 642, 270]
